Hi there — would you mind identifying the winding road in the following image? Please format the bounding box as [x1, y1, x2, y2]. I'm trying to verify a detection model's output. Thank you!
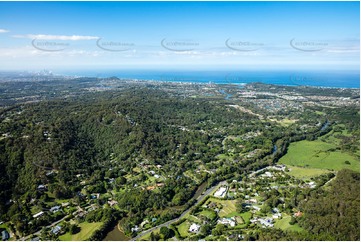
[131, 181, 226, 241]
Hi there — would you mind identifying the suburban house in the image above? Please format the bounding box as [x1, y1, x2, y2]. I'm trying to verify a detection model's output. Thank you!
[1, 230, 9, 241]
[61, 202, 70, 207]
[214, 187, 227, 198]
[146, 186, 156, 191]
[259, 218, 274, 228]
[37, 185, 46, 191]
[189, 223, 200, 233]
[51, 225, 61, 235]
[252, 205, 261, 211]
[131, 225, 139, 232]
[108, 200, 118, 206]
[50, 206, 61, 213]
[33, 211, 44, 219]
[90, 193, 100, 199]
[218, 217, 236, 227]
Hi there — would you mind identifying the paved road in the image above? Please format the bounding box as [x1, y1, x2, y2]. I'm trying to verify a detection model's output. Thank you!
[20, 214, 70, 241]
[20, 205, 94, 241]
[131, 181, 226, 241]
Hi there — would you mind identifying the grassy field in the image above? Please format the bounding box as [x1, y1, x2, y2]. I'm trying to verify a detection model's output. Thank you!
[176, 221, 190, 238]
[59, 222, 103, 241]
[269, 118, 298, 127]
[138, 227, 160, 241]
[240, 211, 252, 223]
[274, 215, 304, 232]
[206, 198, 237, 217]
[229, 212, 252, 229]
[187, 214, 201, 223]
[279, 139, 359, 172]
[198, 209, 217, 220]
[286, 165, 331, 179]
[223, 211, 242, 218]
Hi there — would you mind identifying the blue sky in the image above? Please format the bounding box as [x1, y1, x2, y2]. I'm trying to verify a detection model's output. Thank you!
[0, 1, 359, 71]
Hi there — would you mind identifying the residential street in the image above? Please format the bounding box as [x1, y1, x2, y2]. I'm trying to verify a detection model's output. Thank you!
[131, 181, 226, 240]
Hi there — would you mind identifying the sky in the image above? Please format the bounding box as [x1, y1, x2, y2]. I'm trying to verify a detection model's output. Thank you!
[0, 1, 359, 71]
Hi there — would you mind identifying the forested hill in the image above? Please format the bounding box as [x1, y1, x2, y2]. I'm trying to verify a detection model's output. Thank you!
[0, 86, 359, 240]
[0, 88, 271, 216]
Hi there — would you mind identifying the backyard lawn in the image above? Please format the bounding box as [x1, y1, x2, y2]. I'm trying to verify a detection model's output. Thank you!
[240, 211, 252, 224]
[274, 215, 304, 232]
[206, 198, 237, 217]
[59, 222, 103, 241]
[198, 209, 217, 220]
[176, 221, 190, 238]
[286, 165, 331, 179]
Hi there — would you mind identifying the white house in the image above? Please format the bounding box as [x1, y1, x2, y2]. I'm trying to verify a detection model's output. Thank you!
[252, 205, 261, 211]
[249, 198, 257, 204]
[259, 218, 274, 228]
[218, 218, 236, 227]
[131, 226, 139, 232]
[37, 185, 46, 191]
[214, 187, 227, 198]
[189, 223, 200, 233]
[33, 211, 44, 218]
[272, 164, 286, 171]
[263, 172, 273, 177]
[52, 225, 62, 235]
[272, 213, 282, 219]
[308, 181, 316, 189]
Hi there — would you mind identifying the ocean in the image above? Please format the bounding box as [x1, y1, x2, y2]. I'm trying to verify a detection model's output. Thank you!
[62, 70, 360, 88]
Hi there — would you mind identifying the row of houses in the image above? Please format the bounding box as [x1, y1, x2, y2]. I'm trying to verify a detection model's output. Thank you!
[32, 205, 63, 219]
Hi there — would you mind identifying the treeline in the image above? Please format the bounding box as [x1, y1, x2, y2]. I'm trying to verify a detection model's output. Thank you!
[298, 169, 360, 241]
[244, 169, 359, 241]
[85, 208, 124, 240]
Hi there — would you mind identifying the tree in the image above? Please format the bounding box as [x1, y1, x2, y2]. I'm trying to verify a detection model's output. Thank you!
[261, 204, 271, 214]
[200, 224, 212, 235]
[160, 226, 174, 239]
[171, 192, 187, 206]
[236, 199, 247, 213]
[289, 216, 297, 225]
[150, 232, 160, 241]
[212, 224, 226, 236]
[116, 176, 127, 185]
[150, 232, 155, 241]
[69, 224, 80, 234]
[298, 169, 360, 241]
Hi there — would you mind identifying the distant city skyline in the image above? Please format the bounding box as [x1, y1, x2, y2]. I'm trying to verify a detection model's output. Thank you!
[0, 1, 359, 71]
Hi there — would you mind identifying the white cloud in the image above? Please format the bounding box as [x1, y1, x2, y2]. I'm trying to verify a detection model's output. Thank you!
[0, 29, 9, 33]
[327, 49, 360, 53]
[12, 34, 99, 41]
